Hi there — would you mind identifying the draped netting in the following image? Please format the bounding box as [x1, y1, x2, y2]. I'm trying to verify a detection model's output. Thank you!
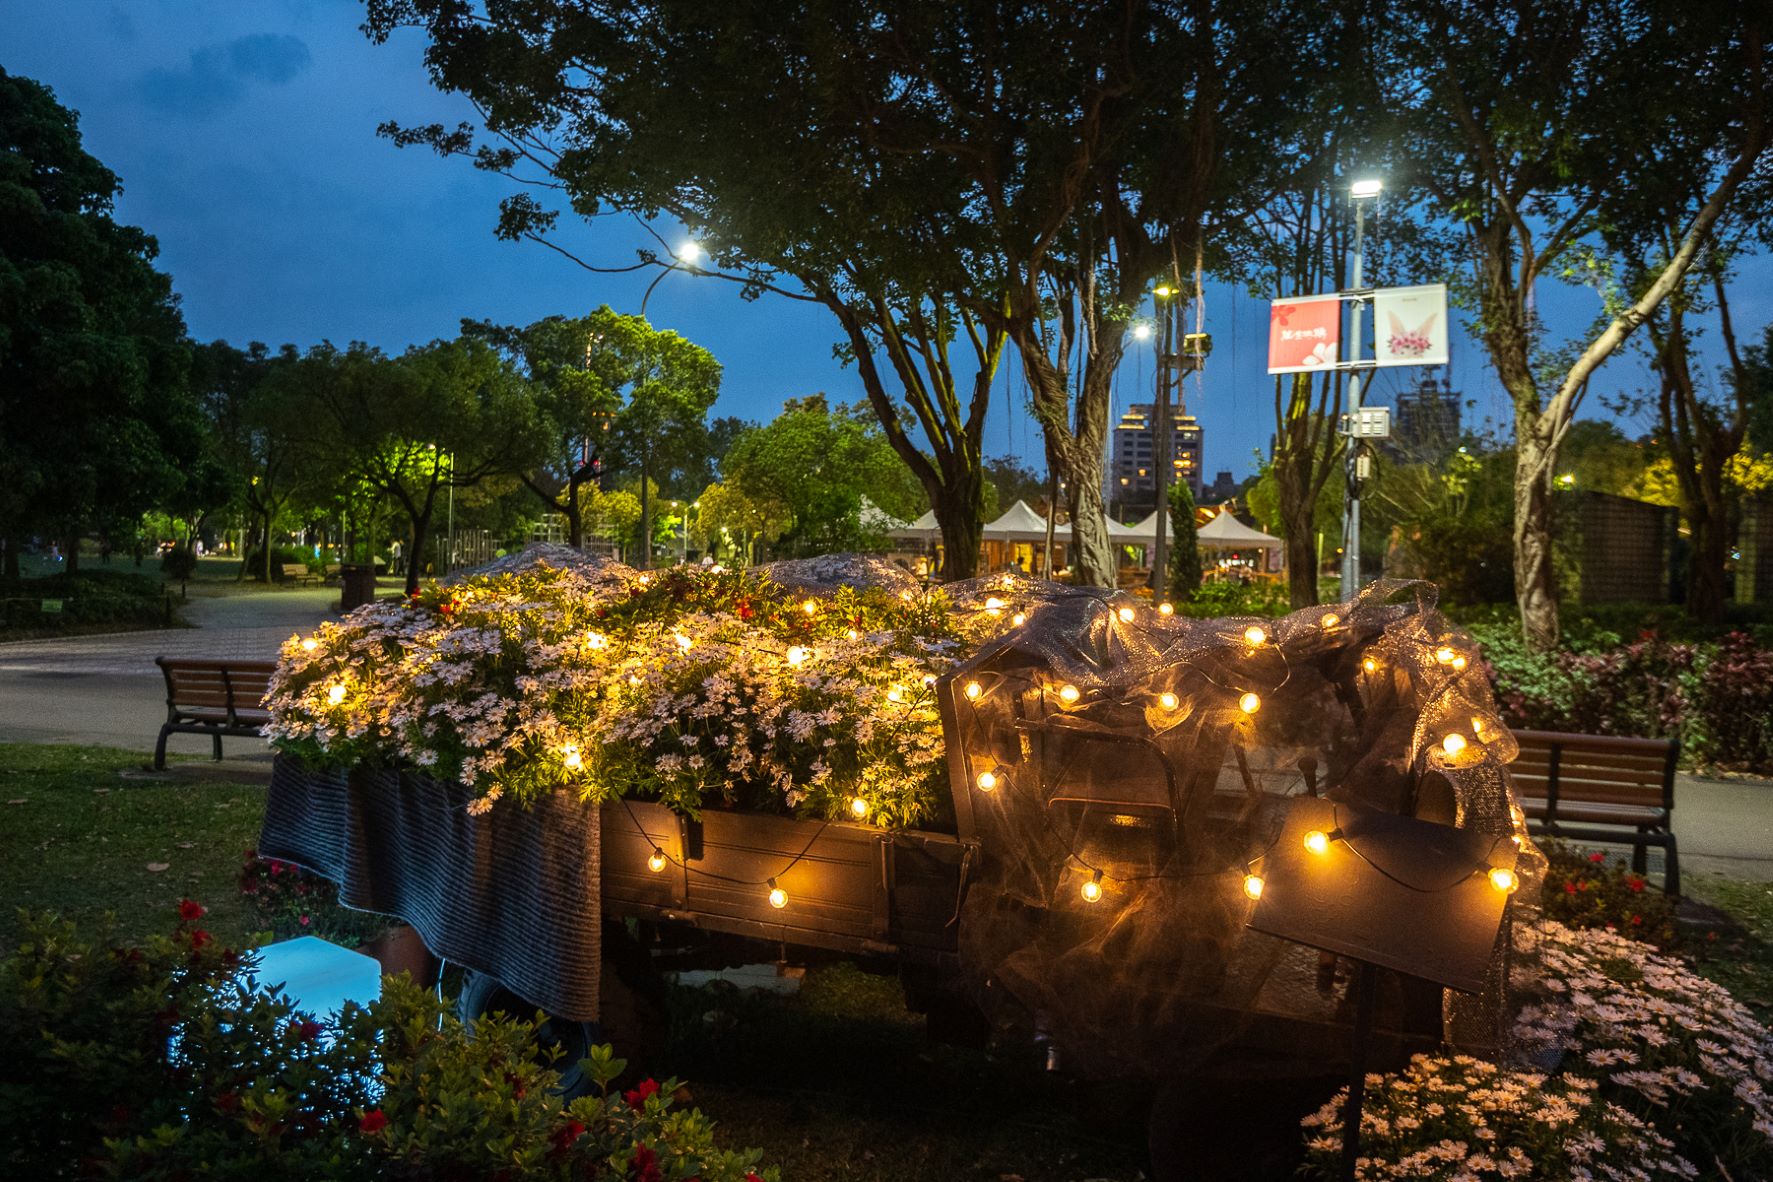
[939, 578, 1543, 1076]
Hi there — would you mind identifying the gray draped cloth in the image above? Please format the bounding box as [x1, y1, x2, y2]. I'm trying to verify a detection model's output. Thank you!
[259, 757, 602, 1022]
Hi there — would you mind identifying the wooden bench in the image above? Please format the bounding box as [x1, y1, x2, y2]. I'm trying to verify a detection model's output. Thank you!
[1510, 728, 1680, 895]
[153, 658, 277, 769]
[280, 562, 319, 586]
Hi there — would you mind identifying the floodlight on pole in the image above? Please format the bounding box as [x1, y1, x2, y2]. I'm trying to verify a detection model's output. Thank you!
[676, 240, 703, 264]
[1131, 322, 1154, 341]
[1351, 178, 1384, 199]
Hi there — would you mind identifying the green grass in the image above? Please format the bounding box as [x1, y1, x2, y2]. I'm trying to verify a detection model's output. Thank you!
[1686, 874, 1773, 1019]
[0, 744, 265, 948]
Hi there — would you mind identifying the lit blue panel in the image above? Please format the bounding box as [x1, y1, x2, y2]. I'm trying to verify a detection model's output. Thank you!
[248, 936, 383, 1020]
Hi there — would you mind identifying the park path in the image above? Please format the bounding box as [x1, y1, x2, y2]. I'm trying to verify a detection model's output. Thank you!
[0, 583, 1768, 884]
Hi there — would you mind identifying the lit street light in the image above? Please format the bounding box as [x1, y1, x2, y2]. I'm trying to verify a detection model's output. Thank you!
[1341, 176, 1384, 597]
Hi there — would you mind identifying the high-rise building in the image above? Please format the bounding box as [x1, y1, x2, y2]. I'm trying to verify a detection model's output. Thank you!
[1392, 371, 1463, 462]
[1110, 399, 1204, 511]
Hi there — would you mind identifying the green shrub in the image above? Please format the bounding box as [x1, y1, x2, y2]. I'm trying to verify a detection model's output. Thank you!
[159, 545, 198, 582]
[0, 570, 171, 635]
[0, 905, 776, 1182]
[239, 849, 393, 947]
[1537, 841, 1680, 948]
[1179, 578, 1289, 619]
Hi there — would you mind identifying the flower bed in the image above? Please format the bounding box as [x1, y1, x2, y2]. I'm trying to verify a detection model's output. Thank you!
[1537, 842, 1680, 948]
[268, 562, 1028, 828]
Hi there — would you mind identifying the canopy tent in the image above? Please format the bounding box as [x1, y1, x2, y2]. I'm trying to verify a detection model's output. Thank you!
[887, 508, 941, 542]
[1197, 511, 1282, 551]
[859, 496, 912, 535]
[1111, 511, 1161, 544]
[986, 499, 1057, 543]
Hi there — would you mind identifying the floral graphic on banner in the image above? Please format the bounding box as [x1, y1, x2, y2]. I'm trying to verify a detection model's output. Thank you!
[1266, 293, 1342, 373]
[1373, 283, 1450, 367]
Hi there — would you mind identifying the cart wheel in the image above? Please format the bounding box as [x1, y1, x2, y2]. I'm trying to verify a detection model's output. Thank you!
[457, 925, 666, 1099]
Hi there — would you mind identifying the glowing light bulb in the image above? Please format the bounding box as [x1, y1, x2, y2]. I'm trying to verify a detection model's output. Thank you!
[300, 638, 318, 652]
[1244, 625, 1268, 646]
[1303, 830, 1331, 856]
[326, 683, 347, 705]
[1442, 733, 1468, 757]
[1081, 871, 1103, 903]
[674, 632, 693, 650]
[850, 796, 869, 819]
[985, 596, 1005, 610]
[1117, 606, 1136, 623]
[1363, 657, 1378, 674]
[767, 879, 787, 909]
[1158, 691, 1179, 711]
[963, 681, 984, 701]
[899, 590, 913, 602]
[562, 744, 583, 770]
[1238, 691, 1261, 714]
[1488, 867, 1518, 894]
[803, 599, 819, 615]
[847, 628, 859, 639]
[1057, 684, 1081, 704]
[637, 574, 650, 588]
[1158, 602, 1174, 616]
[786, 646, 809, 666]
[628, 674, 642, 687]
[647, 850, 668, 873]
[1322, 613, 1340, 628]
[1436, 646, 1457, 664]
[1242, 872, 1265, 900]
[1452, 656, 1468, 671]
[886, 686, 904, 703]
[1012, 612, 1027, 627]
[1473, 718, 1486, 736]
[585, 631, 607, 650]
[976, 769, 999, 791]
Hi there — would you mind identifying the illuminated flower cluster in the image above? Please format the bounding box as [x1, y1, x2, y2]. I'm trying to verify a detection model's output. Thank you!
[267, 563, 1028, 827]
[1301, 1052, 1695, 1180]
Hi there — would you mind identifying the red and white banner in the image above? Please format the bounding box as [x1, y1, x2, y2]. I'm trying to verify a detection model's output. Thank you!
[1267, 294, 1342, 374]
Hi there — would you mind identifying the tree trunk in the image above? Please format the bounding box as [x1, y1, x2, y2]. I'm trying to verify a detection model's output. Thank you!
[1512, 429, 1560, 650]
[566, 479, 584, 549]
[1686, 488, 1730, 622]
[2, 537, 18, 581]
[935, 485, 984, 581]
[637, 453, 651, 570]
[1281, 503, 1319, 608]
[262, 512, 276, 585]
[64, 534, 80, 577]
[405, 508, 432, 596]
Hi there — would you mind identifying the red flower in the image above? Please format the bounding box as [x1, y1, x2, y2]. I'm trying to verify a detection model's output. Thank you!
[179, 899, 206, 921]
[630, 1144, 663, 1182]
[1588, 852, 1606, 864]
[1628, 877, 1646, 893]
[190, 929, 212, 948]
[624, 1078, 660, 1108]
[747, 1174, 766, 1182]
[738, 601, 753, 620]
[439, 601, 455, 615]
[299, 914, 311, 926]
[1563, 880, 1578, 894]
[359, 1108, 388, 1134]
[1631, 914, 1644, 926]
[291, 1019, 323, 1041]
[551, 1119, 587, 1154]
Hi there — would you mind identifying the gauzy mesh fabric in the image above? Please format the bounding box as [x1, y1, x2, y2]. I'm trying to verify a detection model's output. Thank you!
[939, 578, 1544, 1078]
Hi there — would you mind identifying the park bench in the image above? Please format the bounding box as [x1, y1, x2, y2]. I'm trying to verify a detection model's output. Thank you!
[280, 562, 318, 586]
[1510, 728, 1680, 895]
[153, 657, 277, 769]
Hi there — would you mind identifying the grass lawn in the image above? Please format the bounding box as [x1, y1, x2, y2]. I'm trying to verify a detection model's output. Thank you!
[0, 744, 265, 948]
[1687, 873, 1773, 1019]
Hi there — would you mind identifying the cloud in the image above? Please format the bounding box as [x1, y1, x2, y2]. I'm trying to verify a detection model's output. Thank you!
[138, 33, 311, 117]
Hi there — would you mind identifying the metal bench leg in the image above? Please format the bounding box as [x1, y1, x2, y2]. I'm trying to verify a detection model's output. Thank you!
[213, 732, 224, 761]
[1631, 834, 1648, 876]
[1663, 833, 1680, 897]
[154, 725, 172, 771]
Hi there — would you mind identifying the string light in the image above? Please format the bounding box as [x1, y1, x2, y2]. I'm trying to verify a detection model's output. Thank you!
[1322, 613, 1340, 628]
[1452, 655, 1468, 671]
[767, 878, 788, 909]
[1487, 866, 1519, 894]
[1441, 733, 1468, 757]
[1057, 683, 1081, 704]
[847, 628, 860, 640]
[1158, 691, 1179, 711]
[1012, 612, 1026, 626]
[647, 849, 667, 873]
[327, 683, 346, 705]
[985, 596, 1005, 610]
[674, 632, 693, 650]
[300, 638, 318, 652]
[1117, 606, 1136, 623]
[1435, 646, 1457, 664]
[963, 680, 984, 700]
[585, 631, 607, 650]
[1363, 656, 1378, 674]
[850, 796, 869, 819]
[886, 686, 904, 703]
[561, 744, 583, 770]
[1238, 691, 1261, 714]
[1473, 717, 1486, 736]
[922, 674, 937, 686]
[1244, 625, 1268, 646]
[1158, 602, 1175, 616]
[976, 769, 1001, 791]
[1081, 870, 1104, 903]
[1304, 828, 1342, 856]
[1242, 871, 1266, 900]
[785, 645, 809, 666]
[803, 599, 819, 615]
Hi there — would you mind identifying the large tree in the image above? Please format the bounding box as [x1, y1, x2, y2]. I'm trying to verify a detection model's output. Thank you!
[1378, 0, 1773, 647]
[0, 69, 201, 577]
[364, 0, 1303, 586]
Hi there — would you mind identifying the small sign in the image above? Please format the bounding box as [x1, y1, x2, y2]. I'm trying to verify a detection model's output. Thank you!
[1267, 294, 1342, 373]
[39, 599, 63, 614]
[1373, 284, 1450, 367]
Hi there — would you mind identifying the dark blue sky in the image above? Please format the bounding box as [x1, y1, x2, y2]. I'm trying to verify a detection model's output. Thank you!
[6, 1, 1760, 485]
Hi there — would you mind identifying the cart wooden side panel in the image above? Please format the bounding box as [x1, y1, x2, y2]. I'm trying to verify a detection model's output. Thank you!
[601, 802, 969, 964]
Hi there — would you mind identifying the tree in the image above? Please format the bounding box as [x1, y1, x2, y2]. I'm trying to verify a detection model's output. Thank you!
[983, 456, 1046, 519]
[1378, 1, 1773, 647]
[1167, 479, 1202, 602]
[0, 69, 202, 577]
[363, 1, 1308, 586]
[695, 480, 790, 566]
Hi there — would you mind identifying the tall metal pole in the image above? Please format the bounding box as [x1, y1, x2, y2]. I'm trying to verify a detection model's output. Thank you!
[1150, 285, 1176, 592]
[446, 452, 455, 576]
[1340, 198, 1370, 598]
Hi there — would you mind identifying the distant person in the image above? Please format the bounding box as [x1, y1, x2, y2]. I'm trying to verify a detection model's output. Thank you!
[390, 539, 404, 575]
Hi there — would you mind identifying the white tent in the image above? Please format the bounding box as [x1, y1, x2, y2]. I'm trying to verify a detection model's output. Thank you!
[985, 499, 1057, 543]
[888, 508, 941, 542]
[1197, 510, 1282, 551]
[859, 496, 912, 535]
[1111, 510, 1161, 544]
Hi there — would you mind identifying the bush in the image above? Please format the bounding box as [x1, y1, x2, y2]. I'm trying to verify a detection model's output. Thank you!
[243, 544, 312, 583]
[1179, 578, 1290, 619]
[0, 905, 776, 1182]
[159, 545, 198, 582]
[1537, 841, 1680, 948]
[0, 569, 171, 635]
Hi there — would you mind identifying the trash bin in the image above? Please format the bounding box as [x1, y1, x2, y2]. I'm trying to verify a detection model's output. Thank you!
[339, 563, 377, 611]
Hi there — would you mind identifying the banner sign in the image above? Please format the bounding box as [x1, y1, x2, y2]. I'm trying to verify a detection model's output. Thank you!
[1373, 284, 1449, 367]
[1267, 294, 1342, 374]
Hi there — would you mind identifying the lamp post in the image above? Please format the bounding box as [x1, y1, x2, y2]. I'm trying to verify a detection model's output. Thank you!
[640, 239, 703, 317]
[1341, 179, 1382, 598]
[1149, 279, 1179, 593]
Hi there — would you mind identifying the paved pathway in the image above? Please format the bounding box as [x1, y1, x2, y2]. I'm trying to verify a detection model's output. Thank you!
[1, 586, 1769, 883]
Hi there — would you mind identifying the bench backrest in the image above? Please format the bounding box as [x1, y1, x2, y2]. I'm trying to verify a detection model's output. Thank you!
[156, 658, 278, 718]
[1510, 728, 1677, 813]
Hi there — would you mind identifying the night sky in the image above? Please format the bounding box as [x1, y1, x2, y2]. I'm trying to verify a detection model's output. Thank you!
[6, 1, 1753, 486]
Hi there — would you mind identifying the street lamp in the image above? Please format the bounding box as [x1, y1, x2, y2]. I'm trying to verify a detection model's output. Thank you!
[1148, 280, 1180, 592]
[641, 238, 706, 316]
[1341, 177, 1383, 598]
[1130, 322, 1154, 342]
